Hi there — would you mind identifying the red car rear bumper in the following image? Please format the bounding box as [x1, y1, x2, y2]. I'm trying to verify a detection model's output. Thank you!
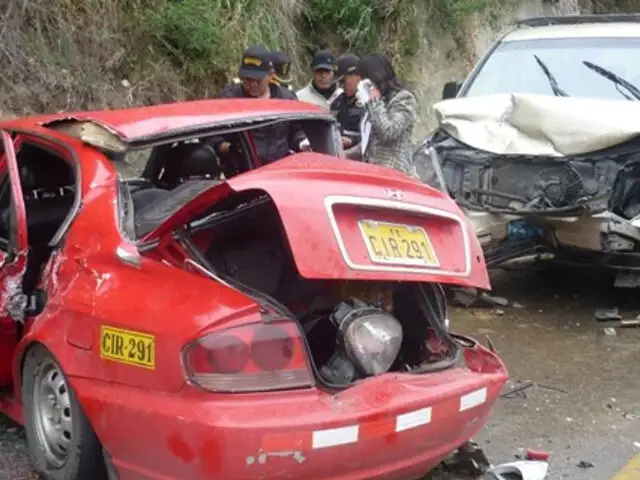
[72, 337, 507, 480]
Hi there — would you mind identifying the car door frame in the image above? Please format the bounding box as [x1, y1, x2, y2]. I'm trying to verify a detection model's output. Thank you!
[0, 129, 30, 390]
[0, 130, 29, 319]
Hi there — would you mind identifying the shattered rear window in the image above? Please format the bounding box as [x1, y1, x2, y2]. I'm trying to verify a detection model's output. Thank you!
[115, 148, 152, 179]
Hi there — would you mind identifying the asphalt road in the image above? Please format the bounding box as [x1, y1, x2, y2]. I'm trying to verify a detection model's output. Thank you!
[1, 267, 639, 480]
[449, 268, 640, 480]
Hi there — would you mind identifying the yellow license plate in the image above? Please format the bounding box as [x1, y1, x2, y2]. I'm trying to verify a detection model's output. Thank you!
[359, 220, 439, 267]
[100, 326, 156, 370]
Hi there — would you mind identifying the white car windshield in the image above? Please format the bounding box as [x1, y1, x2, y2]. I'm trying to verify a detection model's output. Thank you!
[464, 37, 640, 100]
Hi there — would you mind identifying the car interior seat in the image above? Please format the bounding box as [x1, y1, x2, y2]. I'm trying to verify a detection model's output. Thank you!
[12, 145, 76, 295]
[159, 142, 222, 190]
[132, 143, 223, 237]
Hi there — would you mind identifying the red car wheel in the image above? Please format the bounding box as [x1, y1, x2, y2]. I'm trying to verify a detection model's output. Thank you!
[21, 344, 108, 480]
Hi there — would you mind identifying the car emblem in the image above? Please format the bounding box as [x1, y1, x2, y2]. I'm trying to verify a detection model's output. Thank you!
[385, 188, 404, 200]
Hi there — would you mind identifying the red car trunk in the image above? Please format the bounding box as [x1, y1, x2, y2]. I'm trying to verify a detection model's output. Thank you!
[144, 153, 490, 290]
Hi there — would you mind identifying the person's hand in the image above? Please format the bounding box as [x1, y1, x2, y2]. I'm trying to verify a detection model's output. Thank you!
[341, 136, 353, 148]
[219, 142, 231, 154]
[299, 138, 311, 151]
[370, 86, 381, 101]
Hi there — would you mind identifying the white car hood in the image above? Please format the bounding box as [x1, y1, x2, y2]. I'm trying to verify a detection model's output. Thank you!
[433, 93, 640, 157]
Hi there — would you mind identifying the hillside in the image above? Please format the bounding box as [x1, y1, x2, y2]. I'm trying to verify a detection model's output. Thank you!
[0, 0, 637, 134]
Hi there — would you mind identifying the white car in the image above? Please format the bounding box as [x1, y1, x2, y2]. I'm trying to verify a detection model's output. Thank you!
[416, 14, 640, 287]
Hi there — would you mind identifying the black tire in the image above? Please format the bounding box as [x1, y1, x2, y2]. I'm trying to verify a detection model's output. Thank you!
[21, 344, 108, 480]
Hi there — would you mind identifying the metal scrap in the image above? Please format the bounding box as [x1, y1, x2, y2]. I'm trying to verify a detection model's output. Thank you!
[482, 460, 549, 480]
[501, 380, 568, 399]
[596, 310, 640, 335]
[440, 441, 491, 476]
[594, 307, 622, 321]
[451, 287, 522, 309]
[501, 381, 534, 399]
[611, 318, 640, 328]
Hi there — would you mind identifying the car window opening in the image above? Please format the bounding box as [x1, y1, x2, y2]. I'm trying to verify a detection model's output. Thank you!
[0, 142, 77, 304]
[113, 118, 339, 240]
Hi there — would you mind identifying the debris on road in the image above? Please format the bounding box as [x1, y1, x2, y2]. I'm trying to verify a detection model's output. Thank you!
[599, 318, 640, 334]
[450, 287, 523, 309]
[500, 380, 567, 399]
[486, 336, 497, 353]
[483, 460, 549, 480]
[613, 271, 640, 288]
[614, 318, 640, 328]
[481, 293, 510, 308]
[525, 449, 551, 461]
[451, 287, 481, 307]
[501, 381, 534, 399]
[440, 441, 491, 476]
[594, 307, 622, 321]
[594, 308, 640, 334]
[577, 460, 594, 469]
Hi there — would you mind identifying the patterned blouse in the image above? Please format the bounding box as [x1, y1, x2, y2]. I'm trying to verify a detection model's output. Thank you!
[346, 88, 418, 178]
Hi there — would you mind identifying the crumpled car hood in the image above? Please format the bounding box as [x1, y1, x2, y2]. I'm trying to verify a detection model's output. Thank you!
[433, 93, 640, 157]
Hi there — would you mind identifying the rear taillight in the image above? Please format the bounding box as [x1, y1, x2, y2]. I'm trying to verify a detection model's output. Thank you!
[183, 321, 314, 393]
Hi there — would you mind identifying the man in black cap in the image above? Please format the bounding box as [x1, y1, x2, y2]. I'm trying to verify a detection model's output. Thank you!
[296, 49, 342, 109]
[330, 54, 365, 151]
[215, 45, 309, 164]
[270, 50, 295, 92]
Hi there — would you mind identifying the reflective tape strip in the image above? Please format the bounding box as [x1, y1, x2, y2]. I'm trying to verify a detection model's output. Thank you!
[312, 425, 359, 449]
[396, 406, 432, 432]
[261, 389, 490, 452]
[460, 387, 488, 412]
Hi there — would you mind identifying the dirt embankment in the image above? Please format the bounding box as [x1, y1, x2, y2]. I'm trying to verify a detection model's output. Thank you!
[0, 0, 638, 131]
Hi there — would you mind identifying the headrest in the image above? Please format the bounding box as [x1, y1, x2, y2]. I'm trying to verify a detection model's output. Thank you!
[162, 142, 222, 188]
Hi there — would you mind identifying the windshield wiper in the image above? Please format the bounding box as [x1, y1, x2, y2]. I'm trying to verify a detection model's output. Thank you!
[583, 60, 640, 101]
[534, 55, 569, 97]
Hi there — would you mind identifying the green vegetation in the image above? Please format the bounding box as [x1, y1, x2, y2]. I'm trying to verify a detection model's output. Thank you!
[0, 0, 501, 114]
[144, 0, 502, 90]
[0, 0, 638, 115]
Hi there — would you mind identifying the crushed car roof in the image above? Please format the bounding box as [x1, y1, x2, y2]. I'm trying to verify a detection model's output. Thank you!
[0, 98, 333, 144]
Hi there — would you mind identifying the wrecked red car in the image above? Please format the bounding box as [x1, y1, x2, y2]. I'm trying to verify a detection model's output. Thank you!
[0, 99, 507, 480]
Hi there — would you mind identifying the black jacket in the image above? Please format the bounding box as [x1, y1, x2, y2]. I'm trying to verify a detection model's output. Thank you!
[330, 92, 364, 147]
[215, 83, 306, 164]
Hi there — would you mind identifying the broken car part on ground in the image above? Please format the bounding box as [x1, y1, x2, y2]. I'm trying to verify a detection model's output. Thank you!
[0, 98, 508, 479]
[414, 14, 640, 290]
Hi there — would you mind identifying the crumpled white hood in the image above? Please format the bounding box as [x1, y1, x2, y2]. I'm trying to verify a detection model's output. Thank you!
[433, 93, 640, 157]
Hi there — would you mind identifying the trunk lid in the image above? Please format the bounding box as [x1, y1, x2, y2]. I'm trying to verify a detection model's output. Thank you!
[143, 153, 490, 289]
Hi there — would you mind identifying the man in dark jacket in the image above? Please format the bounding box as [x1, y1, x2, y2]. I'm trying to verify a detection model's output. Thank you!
[215, 45, 308, 165]
[330, 54, 365, 150]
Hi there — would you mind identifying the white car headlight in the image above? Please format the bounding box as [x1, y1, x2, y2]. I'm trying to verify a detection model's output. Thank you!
[331, 301, 403, 376]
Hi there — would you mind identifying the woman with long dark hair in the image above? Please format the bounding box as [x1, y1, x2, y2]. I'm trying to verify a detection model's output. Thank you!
[345, 53, 418, 178]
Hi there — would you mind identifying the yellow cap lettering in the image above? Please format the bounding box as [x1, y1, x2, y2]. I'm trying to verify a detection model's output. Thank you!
[243, 57, 262, 67]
